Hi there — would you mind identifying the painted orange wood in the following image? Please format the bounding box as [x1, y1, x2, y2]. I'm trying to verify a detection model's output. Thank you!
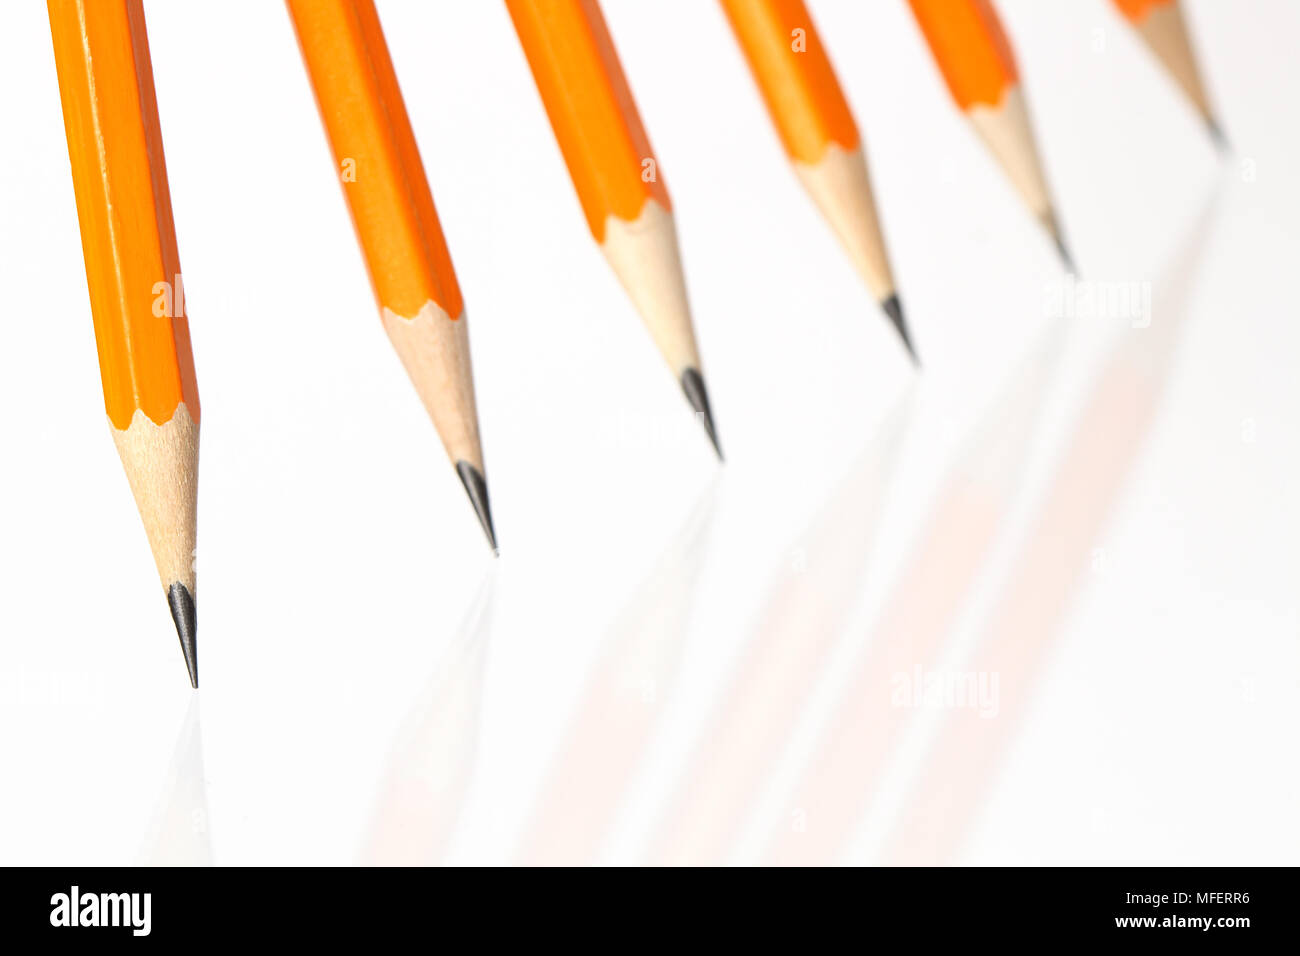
[507, 0, 671, 241]
[720, 0, 859, 163]
[908, 0, 1019, 111]
[49, 0, 200, 429]
[1112, 0, 1173, 24]
[287, 0, 464, 321]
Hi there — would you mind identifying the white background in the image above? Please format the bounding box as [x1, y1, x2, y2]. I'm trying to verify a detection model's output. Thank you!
[0, 0, 1296, 865]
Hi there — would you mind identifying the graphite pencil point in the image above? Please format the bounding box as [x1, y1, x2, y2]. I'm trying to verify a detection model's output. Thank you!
[457, 461, 499, 554]
[1054, 234, 1076, 275]
[681, 368, 723, 461]
[1043, 211, 1076, 274]
[881, 294, 919, 366]
[1206, 117, 1229, 152]
[168, 583, 198, 689]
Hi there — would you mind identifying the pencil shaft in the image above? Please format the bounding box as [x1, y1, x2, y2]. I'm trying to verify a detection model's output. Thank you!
[287, 0, 462, 320]
[720, 0, 859, 164]
[508, 0, 719, 450]
[49, 0, 199, 428]
[49, 0, 201, 683]
[287, 0, 488, 478]
[722, 0, 899, 304]
[908, 0, 1018, 112]
[506, 0, 670, 241]
[908, 0, 1066, 255]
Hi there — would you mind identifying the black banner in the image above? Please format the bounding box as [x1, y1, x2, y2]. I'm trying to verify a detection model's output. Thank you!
[10, 866, 1290, 943]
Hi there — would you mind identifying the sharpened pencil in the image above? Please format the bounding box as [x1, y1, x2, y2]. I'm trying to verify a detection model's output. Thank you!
[286, 0, 498, 549]
[1111, 0, 1224, 146]
[506, 0, 722, 458]
[49, 0, 201, 687]
[907, 0, 1074, 270]
[720, 0, 917, 362]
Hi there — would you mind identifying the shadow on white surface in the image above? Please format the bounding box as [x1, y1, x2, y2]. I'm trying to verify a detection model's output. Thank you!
[358, 571, 497, 866]
[137, 696, 212, 866]
[762, 309, 1070, 865]
[648, 388, 915, 865]
[881, 184, 1223, 865]
[513, 479, 721, 865]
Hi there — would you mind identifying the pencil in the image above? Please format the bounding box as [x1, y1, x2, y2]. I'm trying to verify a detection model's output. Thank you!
[1111, 0, 1224, 145]
[506, 0, 722, 458]
[720, 0, 917, 362]
[286, 0, 497, 549]
[49, 0, 201, 687]
[907, 0, 1073, 270]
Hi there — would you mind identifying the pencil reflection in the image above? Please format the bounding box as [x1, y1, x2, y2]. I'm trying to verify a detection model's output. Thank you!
[137, 696, 212, 865]
[763, 322, 1066, 865]
[359, 572, 497, 865]
[650, 392, 914, 866]
[515, 481, 719, 866]
[881, 188, 1221, 865]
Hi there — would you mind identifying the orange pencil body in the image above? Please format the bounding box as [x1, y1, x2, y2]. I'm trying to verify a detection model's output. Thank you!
[50, 0, 199, 431]
[721, 0, 859, 163]
[908, 0, 1018, 111]
[286, 0, 462, 321]
[507, 0, 670, 242]
[1113, 0, 1169, 22]
[49, 0, 201, 684]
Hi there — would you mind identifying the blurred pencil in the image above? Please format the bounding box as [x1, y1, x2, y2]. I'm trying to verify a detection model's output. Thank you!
[506, 0, 722, 457]
[907, 0, 1073, 270]
[49, 0, 201, 687]
[286, 0, 497, 549]
[720, 0, 917, 362]
[1112, 0, 1224, 145]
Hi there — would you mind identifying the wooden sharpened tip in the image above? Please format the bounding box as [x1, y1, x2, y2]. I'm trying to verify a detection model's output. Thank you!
[111, 405, 199, 687]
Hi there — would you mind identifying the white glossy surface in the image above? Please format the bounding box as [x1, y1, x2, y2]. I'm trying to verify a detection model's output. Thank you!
[0, 0, 1295, 865]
